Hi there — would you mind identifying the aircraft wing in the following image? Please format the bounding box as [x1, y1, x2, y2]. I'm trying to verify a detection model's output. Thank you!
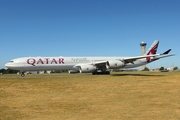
[121, 54, 160, 64]
[92, 54, 160, 65]
[74, 61, 107, 68]
[93, 61, 107, 65]
[74, 54, 173, 69]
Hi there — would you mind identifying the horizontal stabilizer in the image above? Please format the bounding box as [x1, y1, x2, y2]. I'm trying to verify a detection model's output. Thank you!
[157, 54, 175, 59]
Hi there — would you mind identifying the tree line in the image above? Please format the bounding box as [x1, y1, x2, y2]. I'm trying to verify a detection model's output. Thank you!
[0, 68, 19, 74]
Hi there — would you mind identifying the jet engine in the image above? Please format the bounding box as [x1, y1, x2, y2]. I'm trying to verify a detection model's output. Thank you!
[79, 64, 97, 73]
[107, 60, 125, 69]
[68, 70, 79, 74]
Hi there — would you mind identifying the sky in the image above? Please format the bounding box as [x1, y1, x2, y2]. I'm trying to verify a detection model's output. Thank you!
[0, 0, 179, 69]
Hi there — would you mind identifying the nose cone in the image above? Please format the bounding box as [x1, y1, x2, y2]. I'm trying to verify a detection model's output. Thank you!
[5, 59, 21, 70]
[5, 62, 15, 69]
[5, 63, 10, 68]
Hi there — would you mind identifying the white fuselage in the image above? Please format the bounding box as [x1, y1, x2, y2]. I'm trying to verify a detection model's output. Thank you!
[5, 40, 174, 75]
[5, 56, 148, 71]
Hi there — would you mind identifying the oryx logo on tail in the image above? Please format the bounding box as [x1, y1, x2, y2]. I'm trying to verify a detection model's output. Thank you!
[146, 40, 159, 62]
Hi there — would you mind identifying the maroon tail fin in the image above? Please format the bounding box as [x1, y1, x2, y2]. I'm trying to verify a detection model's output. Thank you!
[146, 40, 159, 62]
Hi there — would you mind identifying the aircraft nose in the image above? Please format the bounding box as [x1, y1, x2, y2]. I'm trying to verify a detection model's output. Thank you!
[5, 63, 9, 67]
[5, 63, 11, 68]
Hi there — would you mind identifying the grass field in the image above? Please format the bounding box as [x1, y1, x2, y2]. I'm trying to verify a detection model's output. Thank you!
[0, 71, 180, 120]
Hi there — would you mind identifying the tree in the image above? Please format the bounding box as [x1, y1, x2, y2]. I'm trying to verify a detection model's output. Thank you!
[142, 67, 149, 71]
[174, 67, 178, 70]
[159, 67, 165, 71]
[0, 68, 18, 74]
[0, 68, 6, 74]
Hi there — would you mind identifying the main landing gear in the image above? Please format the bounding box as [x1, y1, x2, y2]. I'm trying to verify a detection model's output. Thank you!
[92, 71, 110, 75]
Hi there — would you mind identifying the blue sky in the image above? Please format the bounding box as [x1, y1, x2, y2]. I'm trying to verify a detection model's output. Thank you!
[0, 0, 179, 69]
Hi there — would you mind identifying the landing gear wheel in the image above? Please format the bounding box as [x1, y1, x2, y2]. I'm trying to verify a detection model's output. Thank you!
[21, 72, 25, 77]
[92, 71, 97, 75]
[105, 71, 110, 75]
[102, 71, 110, 75]
[92, 71, 110, 75]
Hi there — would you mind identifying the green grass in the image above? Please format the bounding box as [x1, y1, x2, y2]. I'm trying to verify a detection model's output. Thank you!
[0, 71, 180, 120]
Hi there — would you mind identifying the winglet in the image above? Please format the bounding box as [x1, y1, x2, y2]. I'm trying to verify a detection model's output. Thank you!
[162, 49, 171, 55]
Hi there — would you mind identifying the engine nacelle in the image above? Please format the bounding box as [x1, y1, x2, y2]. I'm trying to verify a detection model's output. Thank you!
[68, 70, 79, 74]
[107, 60, 125, 69]
[79, 64, 97, 73]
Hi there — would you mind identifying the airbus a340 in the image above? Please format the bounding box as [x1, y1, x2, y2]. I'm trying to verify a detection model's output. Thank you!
[5, 40, 175, 76]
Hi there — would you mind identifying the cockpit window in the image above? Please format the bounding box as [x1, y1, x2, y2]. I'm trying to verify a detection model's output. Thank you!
[9, 61, 14, 62]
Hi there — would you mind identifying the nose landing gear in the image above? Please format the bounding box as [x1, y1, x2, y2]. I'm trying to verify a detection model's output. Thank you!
[21, 72, 25, 77]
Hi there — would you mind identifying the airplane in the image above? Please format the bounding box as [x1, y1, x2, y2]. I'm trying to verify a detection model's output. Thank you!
[5, 40, 175, 77]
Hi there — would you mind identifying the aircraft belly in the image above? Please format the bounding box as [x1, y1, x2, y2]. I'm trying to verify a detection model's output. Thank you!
[124, 60, 147, 68]
[15, 64, 74, 71]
